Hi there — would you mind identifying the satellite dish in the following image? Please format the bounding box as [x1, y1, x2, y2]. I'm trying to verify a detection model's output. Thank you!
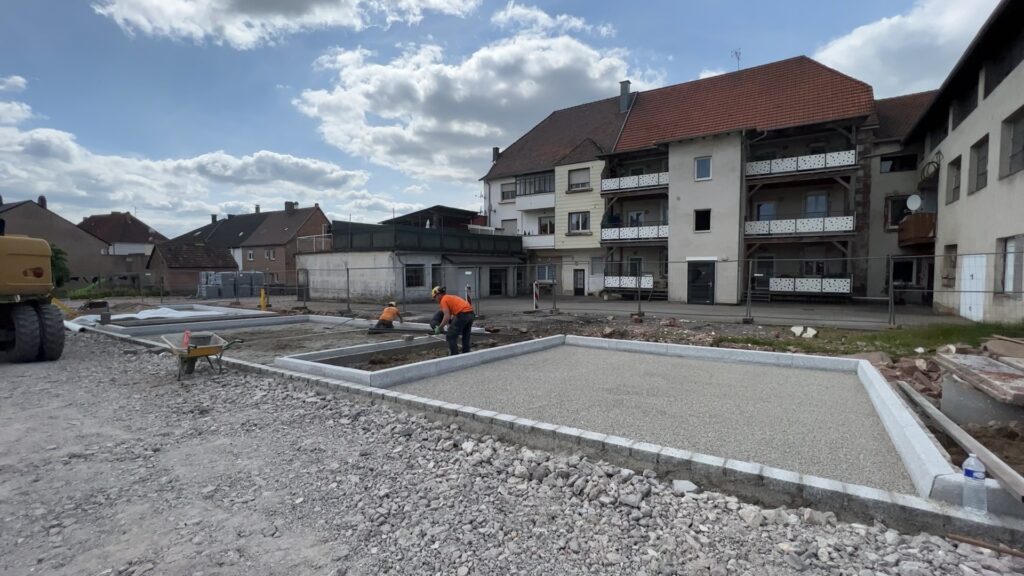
[906, 194, 922, 211]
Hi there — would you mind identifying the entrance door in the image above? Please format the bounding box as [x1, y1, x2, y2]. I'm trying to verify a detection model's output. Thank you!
[754, 257, 774, 290]
[687, 261, 715, 304]
[959, 255, 985, 321]
[573, 269, 585, 296]
[489, 268, 506, 296]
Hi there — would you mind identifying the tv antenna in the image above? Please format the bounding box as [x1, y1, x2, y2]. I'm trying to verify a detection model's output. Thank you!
[731, 48, 742, 70]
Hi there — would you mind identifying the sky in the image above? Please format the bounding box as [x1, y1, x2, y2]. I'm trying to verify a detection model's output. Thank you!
[0, 0, 1001, 238]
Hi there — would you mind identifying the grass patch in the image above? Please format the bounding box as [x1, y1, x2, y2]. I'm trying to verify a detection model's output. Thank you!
[715, 322, 1024, 359]
[60, 283, 161, 300]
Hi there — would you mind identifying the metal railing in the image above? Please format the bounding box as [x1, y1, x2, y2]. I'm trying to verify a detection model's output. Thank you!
[601, 171, 669, 192]
[600, 220, 669, 241]
[745, 150, 857, 177]
[744, 214, 855, 236]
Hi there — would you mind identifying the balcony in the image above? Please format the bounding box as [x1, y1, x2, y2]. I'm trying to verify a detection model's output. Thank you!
[516, 191, 554, 211]
[522, 234, 554, 250]
[745, 150, 857, 178]
[601, 172, 669, 193]
[744, 214, 855, 237]
[766, 277, 852, 294]
[601, 222, 669, 242]
[898, 212, 936, 248]
[604, 275, 654, 289]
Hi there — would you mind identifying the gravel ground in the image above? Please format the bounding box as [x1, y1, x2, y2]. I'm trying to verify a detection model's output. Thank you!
[396, 346, 914, 493]
[1, 334, 1022, 576]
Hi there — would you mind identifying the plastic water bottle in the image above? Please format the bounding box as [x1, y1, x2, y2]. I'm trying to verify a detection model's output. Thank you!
[963, 454, 988, 512]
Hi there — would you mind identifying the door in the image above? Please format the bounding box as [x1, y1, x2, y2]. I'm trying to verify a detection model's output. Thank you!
[573, 269, 585, 296]
[489, 268, 506, 296]
[805, 193, 828, 218]
[959, 255, 985, 321]
[687, 261, 715, 304]
[754, 257, 774, 290]
[628, 257, 643, 277]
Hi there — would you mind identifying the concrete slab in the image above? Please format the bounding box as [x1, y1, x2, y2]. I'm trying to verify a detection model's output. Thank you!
[393, 345, 915, 493]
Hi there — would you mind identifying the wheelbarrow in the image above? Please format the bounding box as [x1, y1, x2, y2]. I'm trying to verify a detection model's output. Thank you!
[160, 332, 242, 380]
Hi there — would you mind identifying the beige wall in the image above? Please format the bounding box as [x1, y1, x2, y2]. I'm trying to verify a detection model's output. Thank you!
[667, 133, 743, 303]
[929, 61, 1024, 321]
[866, 141, 927, 296]
[554, 160, 604, 251]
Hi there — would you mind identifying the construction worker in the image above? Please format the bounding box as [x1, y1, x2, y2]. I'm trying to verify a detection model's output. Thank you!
[431, 286, 474, 355]
[375, 301, 403, 329]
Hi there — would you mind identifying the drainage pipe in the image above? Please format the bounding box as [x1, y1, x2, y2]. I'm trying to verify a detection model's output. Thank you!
[896, 380, 1024, 503]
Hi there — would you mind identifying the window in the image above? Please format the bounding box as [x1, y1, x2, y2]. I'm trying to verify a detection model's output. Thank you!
[500, 182, 516, 202]
[536, 264, 554, 281]
[568, 211, 590, 233]
[431, 263, 442, 286]
[694, 156, 712, 181]
[985, 26, 1024, 97]
[951, 85, 978, 129]
[694, 209, 711, 232]
[755, 202, 776, 221]
[886, 196, 910, 229]
[880, 154, 917, 173]
[568, 168, 590, 191]
[892, 260, 916, 284]
[537, 215, 555, 235]
[927, 121, 948, 151]
[946, 157, 961, 204]
[516, 172, 555, 196]
[942, 244, 958, 288]
[627, 210, 644, 227]
[969, 136, 989, 193]
[1004, 107, 1024, 177]
[1000, 235, 1024, 298]
[246, 250, 254, 262]
[802, 259, 825, 276]
[405, 264, 425, 288]
[265, 248, 276, 261]
[500, 219, 518, 235]
[805, 193, 828, 218]
[590, 257, 604, 275]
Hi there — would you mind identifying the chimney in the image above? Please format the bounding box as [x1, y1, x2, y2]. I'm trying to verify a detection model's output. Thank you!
[254, 204, 260, 214]
[37, 195, 47, 209]
[211, 214, 217, 224]
[492, 147, 500, 162]
[285, 201, 296, 214]
[619, 80, 631, 113]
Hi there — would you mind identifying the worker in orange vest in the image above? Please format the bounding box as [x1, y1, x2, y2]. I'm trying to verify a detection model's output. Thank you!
[375, 301, 403, 329]
[431, 286, 475, 355]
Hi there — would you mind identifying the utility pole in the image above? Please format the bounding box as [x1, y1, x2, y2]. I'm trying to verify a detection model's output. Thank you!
[731, 48, 742, 71]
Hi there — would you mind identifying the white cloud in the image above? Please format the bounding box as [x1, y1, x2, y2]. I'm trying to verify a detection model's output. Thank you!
[92, 0, 481, 49]
[0, 75, 27, 92]
[295, 34, 662, 184]
[491, 1, 614, 38]
[814, 0, 1000, 97]
[0, 101, 33, 125]
[0, 124, 390, 236]
[697, 68, 726, 79]
[403, 184, 428, 195]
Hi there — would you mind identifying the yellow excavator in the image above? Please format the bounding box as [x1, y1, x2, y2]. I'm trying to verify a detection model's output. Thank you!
[0, 219, 65, 362]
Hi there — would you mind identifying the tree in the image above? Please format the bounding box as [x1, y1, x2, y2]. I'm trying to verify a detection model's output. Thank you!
[50, 243, 70, 288]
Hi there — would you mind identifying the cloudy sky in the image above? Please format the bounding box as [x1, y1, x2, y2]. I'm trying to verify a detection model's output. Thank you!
[0, 0, 999, 237]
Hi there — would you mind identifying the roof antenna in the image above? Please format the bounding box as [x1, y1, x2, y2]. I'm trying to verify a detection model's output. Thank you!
[731, 48, 742, 71]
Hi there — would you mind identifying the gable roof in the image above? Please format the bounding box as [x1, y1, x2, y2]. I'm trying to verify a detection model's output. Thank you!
[615, 56, 876, 153]
[153, 242, 238, 270]
[168, 212, 268, 249]
[483, 95, 631, 180]
[873, 91, 938, 141]
[0, 199, 110, 245]
[78, 211, 168, 245]
[239, 206, 323, 247]
[0, 200, 32, 215]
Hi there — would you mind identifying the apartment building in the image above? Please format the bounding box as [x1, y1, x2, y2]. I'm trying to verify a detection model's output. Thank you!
[904, 0, 1024, 322]
[482, 88, 632, 296]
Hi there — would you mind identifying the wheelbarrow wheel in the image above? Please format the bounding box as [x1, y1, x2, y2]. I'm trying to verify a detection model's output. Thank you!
[184, 357, 198, 375]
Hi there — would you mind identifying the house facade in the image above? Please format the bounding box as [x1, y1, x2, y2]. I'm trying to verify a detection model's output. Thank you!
[239, 202, 329, 286]
[905, 0, 1024, 322]
[78, 211, 167, 256]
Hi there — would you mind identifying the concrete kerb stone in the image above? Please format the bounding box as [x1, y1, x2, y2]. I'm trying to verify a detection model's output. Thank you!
[629, 442, 663, 467]
[579, 430, 609, 451]
[84, 328, 1024, 547]
[603, 435, 634, 457]
[492, 413, 519, 429]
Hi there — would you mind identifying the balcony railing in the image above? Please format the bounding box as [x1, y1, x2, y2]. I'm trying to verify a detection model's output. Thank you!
[522, 234, 554, 249]
[745, 150, 857, 177]
[604, 275, 654, 289]
[601, 172, 669, 192]
[744, 214, 855, 236]
[600, 221, 669, 242]
[766, 277, 852, 294]
[898, 212, 936, 247]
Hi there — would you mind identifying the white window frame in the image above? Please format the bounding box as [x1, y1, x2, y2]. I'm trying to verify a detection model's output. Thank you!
[568, 168, 591, 191]
[693, 209, 711, 232]
[500, 182, 516, 202]
[568, 211, 590, 233]
[694, 156, 713, 181]
[969, 136, 989, 193]
[946, 156, 962, 204]
[536, 264, 554, 281]
[246, 250, 254, 262]
[1001, 235, 1024, 298]
[537, 215, 555, 235]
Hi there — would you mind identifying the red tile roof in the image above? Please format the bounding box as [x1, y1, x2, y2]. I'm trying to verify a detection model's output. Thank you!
[78, 211, 168, 244]
[614, 56, 876, 153]
[483, 95, 630, 180]
[874, 91, 938, 141]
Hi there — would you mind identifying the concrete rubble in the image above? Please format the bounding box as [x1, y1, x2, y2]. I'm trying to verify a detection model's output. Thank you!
[3, 333, 1024, 574]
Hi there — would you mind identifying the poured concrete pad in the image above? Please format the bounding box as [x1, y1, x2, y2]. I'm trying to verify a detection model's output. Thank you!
[396, 346, 914, 493]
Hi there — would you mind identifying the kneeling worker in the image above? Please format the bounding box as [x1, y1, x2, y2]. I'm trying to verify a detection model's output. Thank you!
[431, 286, 474, 355]
[375, 301, 403, 329]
